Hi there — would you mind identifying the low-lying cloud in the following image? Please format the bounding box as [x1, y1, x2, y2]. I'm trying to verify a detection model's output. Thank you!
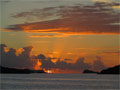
[0, 44, 106, 72]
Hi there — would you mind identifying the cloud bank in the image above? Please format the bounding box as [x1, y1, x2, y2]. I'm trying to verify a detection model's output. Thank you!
[0, 44, 106, 72]
[0, 44, 37, 69]
[4, 2, 119, 35]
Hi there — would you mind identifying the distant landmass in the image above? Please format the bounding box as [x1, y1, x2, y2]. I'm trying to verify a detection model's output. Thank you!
[83, 70, 98, 74]
[0, 66, 46, 74]
[83, 65, 120, 75]
[1, 65, 120, 74]
[99, 65, 120, 74]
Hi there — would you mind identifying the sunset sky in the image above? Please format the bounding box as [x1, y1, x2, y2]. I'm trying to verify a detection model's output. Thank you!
[0, 0, 120, 73]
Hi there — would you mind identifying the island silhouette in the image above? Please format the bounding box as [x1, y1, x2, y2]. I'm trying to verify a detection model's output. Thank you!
[0, 65, 119, 74]
[0, 66, 46, 74]
[83, 65, 120, 75]
[99, 65, 120, 74]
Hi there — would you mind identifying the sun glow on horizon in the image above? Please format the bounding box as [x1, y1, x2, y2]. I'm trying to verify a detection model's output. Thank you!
[46, 70, 52, 74]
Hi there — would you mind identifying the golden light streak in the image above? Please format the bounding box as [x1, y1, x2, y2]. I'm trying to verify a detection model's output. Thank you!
[23, 28, 69, 32]
[48, 69, 82, 73]
[112, 6, 120, 9]
[67, 52, 73, 55]
[34, 60, 42, 70]
[65, 32, 120, 35]
[1, 28, 119, 35]
[28, 35, 67, 38]
[52, 39, 65, 59]
[0, 29, 13, 32]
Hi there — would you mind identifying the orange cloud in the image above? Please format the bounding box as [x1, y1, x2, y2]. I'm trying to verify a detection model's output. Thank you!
[103, 51, 120, 55]
[112, 6, 120, 9]
[67, 52, 73, 55]
[76, 47, 120, 51]
[34, 60, 42, 70]
[1, 44, 118, 72]
[16, 48, 24, 55]
[5, 2, 119, 35]
[28, 34, 68, 38]
[23, 28, 70, 32]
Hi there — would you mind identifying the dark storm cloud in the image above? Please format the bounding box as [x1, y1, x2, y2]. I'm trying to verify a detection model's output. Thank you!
[0, 44, 106, 71]
[0, 44, 37, 69]
[39, 57, 106, 71]
[55, 58, 91, 71]
[5, 2, 120, 34]
[37, 55, 91, 71]
[64, 58, 73, 61]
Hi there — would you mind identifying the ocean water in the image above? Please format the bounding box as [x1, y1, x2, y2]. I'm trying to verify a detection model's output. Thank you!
[0, 74, 119, 90]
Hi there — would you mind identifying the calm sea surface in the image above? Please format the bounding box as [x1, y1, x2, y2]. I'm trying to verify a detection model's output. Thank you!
[0, 74, 119, 90]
